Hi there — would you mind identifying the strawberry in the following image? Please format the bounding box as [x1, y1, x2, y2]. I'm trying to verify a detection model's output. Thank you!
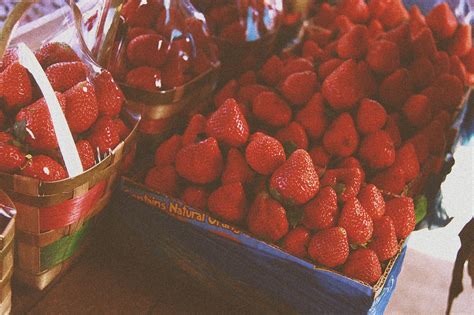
[0, 143, 25, 173]
[337, 25, 369, 60]
[64, 81, 99, 133]
[368, 19, 384, 38]
[384, 114, 402, 148]
[359, 130, 396, 170]
[21, 155, 67, 181]
[402, 94, 431, 127]
[280, 58, 314, 79]
[192, 49, 212, 75]
[237, 84, 271, 105]
[245, 133, 285, 175]
[259, 55, 283, 86]
[409, 5, 426, 38]
[356, 99, 387, 135]
[160, 58, 189, 90]
[282, 226, 311, 258]
[343, 248, 382, 285]
[93, 70, 125, 117]
[412, 27, 438, 60]
[366, 40, 400, 74]
[125, 66, 162, 92]
[358, 184, 385, 221]
[154, 135, 183, 167]
[219, 22, 246, 43]
[368, 0, 389, 19]
[318, 58, 344, 80]
[307, 26, 333, 48]
[269, 149, 319, 206]
[275, 122, 309, 151]
[321, 168, 363, 203]
[145, 165, 179, 196]
[34, 42, 80, 68]
[433, 74, 464, 111]
[214, 80, 238, 108]
[371, 165, 405, 195]
[155, 7, 181, 37]
[88, 116, 121, 154]
[295, 93, 328, 140]
[378, 0, 409, 29]
[76, 140, 95, 170]
[252, 91, 292, 127]
[114, 118, 130, 140]
[45, 62, 89, 92]
[279, 71, 318, 106]
[338, 157, 365, 183]
[323, 113, 359, 157]
[409, 58, 435, 90]
[302, 40, 326, 62]
[0, 62, 33, 110]
[122, 0, 161, 28]
[461, 48, 474, 73]
[127, 34, 169, 67]
[450, 55, 467, 84]
[309, 146, 331, 175]
[433, 51, 451, 77]
[182, 114, 207, 146]
[448, 24, 472, 57]
[426, 3, 457, 40]
[175, 137, 223, 184]
[208, 182, 246, 223]
[423, 120, 447, 155]
[369, 216, 399, 262]
[303, 186, 338, 230]
[379, 68, 413, 110]
[247, 192, 289, 242]
[407, 133, 430, 164]
[222, 148, 253, 184]
[313, 3, 337, 28]
[385, 196, 415, 239]
[181, 186, 209, 211]
[337, 0, 369, 24]
[0, 48, 18, 72]
[206, 98, 249, 147]
[380, 22, 412, 62]
[338, 198, 373, 245]
[322, 59, 365, 110]
[239, 71, 257, 86]
[308, 227, 349, 267]
[335, 15, 355, 34]
[127, 27, 157, 40]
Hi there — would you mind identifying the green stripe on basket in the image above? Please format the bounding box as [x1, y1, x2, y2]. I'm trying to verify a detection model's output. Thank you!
[40, 220, 92, 270]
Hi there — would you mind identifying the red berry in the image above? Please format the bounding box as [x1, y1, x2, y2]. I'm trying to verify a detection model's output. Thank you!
[125, 66, 162, 92]
[208, 182, 247, 223]
[338, 198, 373, 245]
[343, 248, 382, 285]
[338, 0, 369, 24]
[93, 70, 124, 117]
[64, 81, 99, 133]
[318, 58, 344, 80]
[412, 27, 437, 60]
[308, 227, 349, 268]
[154, 135, 183, 167]
[0, 62, 33, 110]
[385, 196, 416, 239]
[259, 55, 283, 86]
[337, 25, 369, 60]
[245, 133, 286, 175]
[76, 140, 95, 170]
[45, 62, 89, 92]
[321, 168, 363, 203]
[275, 122, 309, 151]
[448, 24, 472, 57]
[295, 93, 328, 140]
[282, 226, 311, 258]
[323, 113, 359, 157]
[145, 165, 179, 196]
[378, 0, 409, 29]
[356, 99, 387, 135]
[303, 186, 338, 230]
[279, 71, 318, 106]
[409, 58, 435, 90]
[281, 58, 314, 78]
[127, 34, 169, 67]
[22, 155, 67, 181]
[88, 116, 121, 154]
[222, 148, 253, 185]
[358, 184, 385, 221]
[426, 3, 458, 40]
[403, 94, 432, 127]
[379, 68, 413, 110]
[34, 42, 80, 68]
[182, 114, 207, 146]
[0, 143, 25, 173]
[181, 186, 209, 211]
[252, 91, 292, 127]
[366, 40, 400, 74]
[359, 130, 396, 170]
[214, 80, 238, 108]
[369, 216, 399, 262]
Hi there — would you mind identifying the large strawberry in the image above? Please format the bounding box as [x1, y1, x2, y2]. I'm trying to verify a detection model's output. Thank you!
[0, 62, 33, 110]
[343, 248, 382, 285]
[392, 143, 420, 182]
[245, 133, 286, 175]
[295, 93, 328, 140]
[369, 216, 399, 262]
[426, 2, 457, 40]
[279, 71, 318, 106]
[35, 42, 80, 68]
[222, 148, 253, 185]
[154, 135, 183, 167]
[125, 66, 162, 92]
[379, 68, 413, 110]
[359, 130, 396, 170]
[308, 227, 349, 267]
[366, 40, 400, 74]
[88, 116, 121, 154]
[93, 70, 125, 117]
[64, 81, 99, 133]
[338, 198, 373, 245]
[358, 184, 385, 221]
[0, 143, 25, 173]
[252, 91, 292, 127]
[208, 182, 247, 223]
[385, 197, 416, 239]
[275, 122, 309, 151]
[259, 55, 283, 86]
[270, 149, 319, 206]
[356, 99, 387, 135]
[323, 113, 359, 157]
[0, 48, 18, 72]
[303, 186, 338, 230]
[21, 155, 67, 181]
[337, 24, 369, 60]
[371, 165, 406, 195]
[127, 34, 169, 67]
[321, 168, 363, 202]
[45, 62, 89, 92]
[145, 165, 179, 196]
[182, 114, 207, 146]
[282, 226, 310, 258]
[76, 140, 96, 170]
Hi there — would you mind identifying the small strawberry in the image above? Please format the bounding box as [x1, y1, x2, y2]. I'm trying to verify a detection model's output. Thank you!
[160, 58, 189, 90]
[422, 120, 447, 155]
[206, 98, 249, 147]
[0, 62, 33, 110]
[307, 26, 333, 47]
[295, 93, 328, 140]
[237, 84, 271, 105]
[358, 184, 385, 221]
[368, 19, 384, 38]
[379, 68, 413, 110]
[214, 80, 238, 108]
[303, 186, 338, 230]
[125, 66, 162, 92]
[93, 70, 125, 117]
[433, 51, 451, 77]
[371, 165, 405, 195]
[337, 25, 369, 60]
[182, 114, 207, 146]
[378, 0, 409, 29]
[448, 24, 472, 57]
[0, 143, 25, 173]
[385, 196, 416, 239]
[369, 216, 399, 262]
[269, 149, 319, 206]
[323, 113, 359, 157]
[145, 165, 179, 196]
[343, 248, 382, 285]
[403, 95, 431, 128]
[275, 122, 309, 151]
[338, 157, 366, 183]
[308, 227, 349, 267]
[208, 182, 246, 223]
[409, 5, 427, 38]
[247, 192, 289, 242]
[21, 155, 67, 181]
[318, 58, 344, 80]
[337, 0, 369, 24]
[279, 71, 318, 106]
[302, 40, 326, 62]
[45, 62, 89, 92]
[356, 99, 387, 135]
[380, 22, 412, 62]
[280, 58, 314, 78]
[64, 81, 99, 133]
[433, 74, 464, 111]
[0, 48, 18, 72]
[127, 34, 169, 67]
[88, 116, 121, 154]
[412, 27, 437, 60]
[408, 58, 435, 90]
[426, 3, 458, 40]
[175, 137, 223, 184]
[122, 0, 161, 28]
[222, 148, 253, 185]
[313, 3, 337, 28]
[245, 133, 285, 175]
[114, 118, 130, 140]
[282, 226, 311, 258]
[181, 186, 209, 211]
[384, 115, 402, 148]
[252, 91, 292, 127]
[154, 135, 183, 167]
[259, 55, 283, 86]
[357, 61, 378, 98]
[338, 198, 373, 245]
[76, 140, 95, 170]
[366, 40, 400, 74]
[461, 48, 474, 73]
[335, 15, 355, 34]
[359, 130, 396, 170]
[321, 168, 363, 202]
[407, 133, 430, 164]
[35, 42, 80, 68]
[450, 55, 467, 84]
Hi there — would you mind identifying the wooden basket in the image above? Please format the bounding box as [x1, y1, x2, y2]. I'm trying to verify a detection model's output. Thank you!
[0, 190, 16, 314]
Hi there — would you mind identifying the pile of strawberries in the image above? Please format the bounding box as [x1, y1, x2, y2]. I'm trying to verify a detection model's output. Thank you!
[144, 0, 472, 285]
[0, 42, 131, 181]
[110, 0, 217, 92]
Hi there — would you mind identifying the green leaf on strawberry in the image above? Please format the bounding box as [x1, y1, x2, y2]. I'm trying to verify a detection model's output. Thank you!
[414, 195, 428, 224]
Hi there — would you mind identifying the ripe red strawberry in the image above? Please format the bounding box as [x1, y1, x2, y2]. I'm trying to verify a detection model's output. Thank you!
[269, 149, 319, 206]
[433, 74, 464, 111]
[237, 84, 271, 104]
[0, 48, 18, 72]
[366, 40, 400, 74]
[76, 140, 95, 170]
[182, 114, 207, 146]
[34, 42, 80, 68]
[385, 196, 416, 239]
[122, 0, 161, 28]
[309, 146, 331, 175]
[279, 71, 318, 106]
[306, 25, 333, 47]
[380, 22, 412, 62]
[114, 118, 130, 140]
[295, 93, 328, 140]
[214, 80, 238, 108]
[259, 55, 283, 86]
[369, 216, 399, 262]
[338, 198, 373, 245]
[0, 62, 33, 110]
[409, 58, 435, 90]
[368, 19, 384, 38]
[0, 132, 12, 144]
[0, 143, 25, 173]
[303, 186, 338, 230]
[45, 62, 89, 92]
[280, 58, 314, 78]
[175, 137, 223, 184]
[423, 120, 447, 155]
[127, 27, 157, 40]
[313, 3, 337, 28]
[338, 157, 366, 183]
[337, 25, 369, 60]
[426, 3, 458, 40]
[282, 226, 311, 258]
[208, 182, 246, 223]
[359, 130, 396, 170]
[252, 91, 292, 127]
[154, 135, 183, 167]
[145, 165, 179, 196]
[450, 55, 467, 84]
[206, 98, 249, 147]
[357, 61, 378, 98]
[448, 24, 472, 57]
[21, 155, 67, 181]
[323, 113, 359, 157]
[181, 186, 209, 211]
[160, 58, 189, 90]
[384, 114, 402, 148]
[125, 66, 162, 92]
[127, 34, 169, 67]
[338, 0, 369, 24]
[403, 95, 431, 127]
[308, 227, 349, 267]
[368, 0, 389, 20]
[64, 81, 99, 133]
[379, 68, 413, 110]
[275, 122, 309, 151]
[409, 5, 427, 38]
[88, 116, 121, 154]
[378, 0, 409, 29]
[222, 148, 253, 184]
[461, 48, 474, 72]
[93, 70, 125, 117]
[343, 248, 382, 285]
[321, 168, 363, 202]
[247, 192, 289, 242]
[433, 51, 451, 77]
[407, 133, 430, 164]
[358, 184, 385, 221]
[335, 15, 355, 34]
[371, 165, 405, 195]
[302, 40, 326, 62]
[322, 59, 365, 110]
[245, 133, 285, 175]
[356, 99, 387, 135]
[412, 27, 438, 60]
[318, 58, 344, 80]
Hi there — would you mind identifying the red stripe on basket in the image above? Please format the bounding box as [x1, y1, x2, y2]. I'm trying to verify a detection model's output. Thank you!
[39, 180, 107, 231]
